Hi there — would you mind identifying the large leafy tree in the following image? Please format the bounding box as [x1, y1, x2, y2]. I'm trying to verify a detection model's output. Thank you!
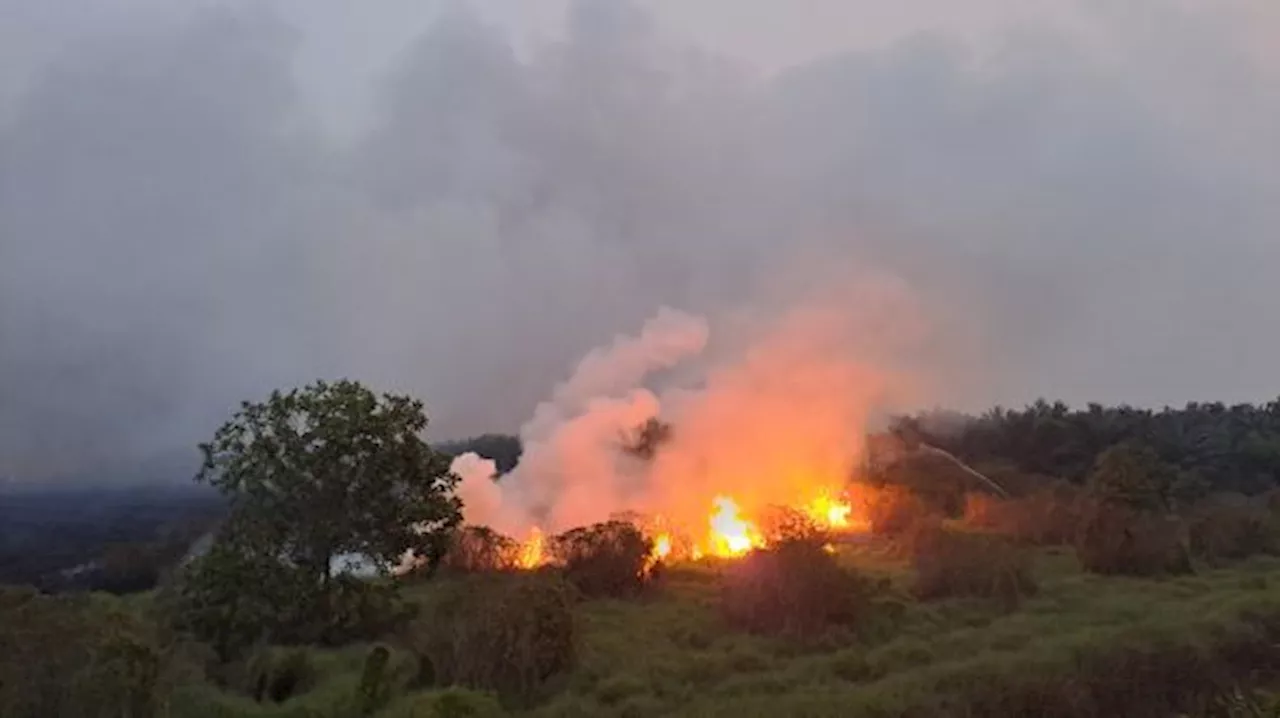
[181, 380, 462, 651]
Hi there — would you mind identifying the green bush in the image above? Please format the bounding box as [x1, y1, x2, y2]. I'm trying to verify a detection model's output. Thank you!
[0, 588, 177, 718]
[550, 521, 656, 599]
[165, 542, 415, 658]
[409, 574, 576, 706]
[910, 524, 1037, 609]
[244, 647, 317, 703]
[1188, 497, 1280, 562]
[1076, 501, 1192, 576]
[720, 538, 892, 640]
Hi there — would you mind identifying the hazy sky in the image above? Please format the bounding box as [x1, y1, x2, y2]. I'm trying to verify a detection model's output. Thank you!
[1, 0, 1278, 482]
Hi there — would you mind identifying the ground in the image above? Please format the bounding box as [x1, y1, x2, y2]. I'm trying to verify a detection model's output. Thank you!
[171, 539, 1280, 717]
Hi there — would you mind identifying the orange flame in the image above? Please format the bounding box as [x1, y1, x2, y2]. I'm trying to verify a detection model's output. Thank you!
[807, 491, 853, 530]
[653, 533, 673, 559]
[517, 527, 545, 569]
[705, 495, 764, 557]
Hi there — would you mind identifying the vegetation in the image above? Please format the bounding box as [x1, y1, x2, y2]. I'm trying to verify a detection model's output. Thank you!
[168, 380, 461, 658]
[549, 521, 657, 599]
[8, 394, 1280, 716]
[720, 538, 898, 641]
[909, 521, 1037, 609]
[406, 573, 577, 707]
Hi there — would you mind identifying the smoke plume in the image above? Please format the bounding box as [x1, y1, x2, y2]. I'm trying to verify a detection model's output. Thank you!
[2, 1, 1279, 484]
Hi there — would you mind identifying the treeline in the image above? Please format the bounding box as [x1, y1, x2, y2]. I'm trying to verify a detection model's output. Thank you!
[897, 399, 1280, 495]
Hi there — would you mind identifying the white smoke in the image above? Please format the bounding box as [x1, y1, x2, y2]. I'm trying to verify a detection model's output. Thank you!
[453, 275, 930, 537]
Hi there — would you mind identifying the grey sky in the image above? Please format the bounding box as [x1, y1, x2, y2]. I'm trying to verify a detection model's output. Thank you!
[1, 0, 1278, 482]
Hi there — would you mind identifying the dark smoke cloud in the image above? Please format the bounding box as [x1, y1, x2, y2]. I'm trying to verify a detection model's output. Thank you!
[1, 0, 1278, 482]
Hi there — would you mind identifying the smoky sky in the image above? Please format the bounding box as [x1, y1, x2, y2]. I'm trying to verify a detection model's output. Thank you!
[1, 0, 1278, 482]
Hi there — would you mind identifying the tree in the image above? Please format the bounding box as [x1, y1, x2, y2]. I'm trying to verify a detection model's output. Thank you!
[1088, 441, 1203, 513]
[185, 380, 462, 649]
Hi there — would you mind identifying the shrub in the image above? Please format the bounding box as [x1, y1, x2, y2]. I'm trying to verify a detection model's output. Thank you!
[441, 526, 521, 574]
[166, 541, 415, 657]
[549, 521, 656, 598]
[314, 576, 418, 646]
[409, 574, 576, 706]
[358, 646, 393, 715]
[720, 538, 892, 640]
[244, 647, 317, 703]
[1076, 501, 1192, 576]
[964, 482, 1084, 546]
[0, 588, 176, 718]
[1188, 497, 1280, 562]
[758, 505, 827, 544]
[861, 484, 934, 536]
[910, 524, 1037, 609]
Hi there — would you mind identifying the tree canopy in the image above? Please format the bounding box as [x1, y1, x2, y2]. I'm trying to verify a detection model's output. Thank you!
[173, 379, 461, 655]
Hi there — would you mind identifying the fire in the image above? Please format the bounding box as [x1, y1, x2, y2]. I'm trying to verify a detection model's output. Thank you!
[706, 496, 764, 557]
[807, 492, 853, 530]
[653, 533, 673, 559]
[517, 527, 546, 569]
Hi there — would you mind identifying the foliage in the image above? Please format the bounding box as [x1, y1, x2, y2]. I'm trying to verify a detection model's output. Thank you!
[901, 398, 1280, 495]
[1187, 496, 1280, 562]
[860, 484, 934, 536]
[909, 524, 1037, 609]
[549, 521, 656, 599]
[0, 587, 182, 718]
[165, 536, 415, 659]
[720, 538, 893, 640]
[963, 482, 1085, 545]
[357, 646, 393, 715]
[243, 648, 317, 704]
[440, 526, 521, 574]
[758, 505, 827, 544]
[1076, 501, 1192, 576]
[1088, 441, 1205, 512]
[197, 379, 462, 584]
[175, 380, 459, 658]
[408, 574, 576, 707]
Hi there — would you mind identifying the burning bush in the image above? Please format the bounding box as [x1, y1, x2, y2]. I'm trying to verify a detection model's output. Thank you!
[1075, 502, 1192, 576]
[910, 524, 1037, 609]
[549, 520, 656, 599]
[409, 574, 576, 707]
[758, 505, 827, 544]
[963, 482, 1085, 546]
[441, 526, 522, 573]
[861, 484, 934, 536]
[720, 538, 890, 640]
[1187, 496, 1280, 562]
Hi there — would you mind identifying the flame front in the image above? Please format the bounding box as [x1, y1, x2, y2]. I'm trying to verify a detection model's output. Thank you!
[706, 496, 764, 557]
[808, 492, 853, 530]
[517, 527, 545, 569]
[653, 533, 673, 559]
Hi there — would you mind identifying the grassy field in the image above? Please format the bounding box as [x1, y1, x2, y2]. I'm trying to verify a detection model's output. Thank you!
[170, 538, 1280, 717]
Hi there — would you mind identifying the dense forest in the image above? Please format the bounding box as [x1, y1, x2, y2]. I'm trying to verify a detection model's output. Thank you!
[902, 399, 1280, 495]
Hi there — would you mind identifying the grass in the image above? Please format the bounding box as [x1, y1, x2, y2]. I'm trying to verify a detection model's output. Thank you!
[170, 542, 1280, 717]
